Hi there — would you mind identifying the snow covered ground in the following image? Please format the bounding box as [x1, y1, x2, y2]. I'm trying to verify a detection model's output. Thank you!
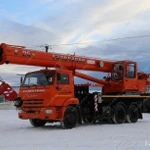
[0, 110, 150, 150]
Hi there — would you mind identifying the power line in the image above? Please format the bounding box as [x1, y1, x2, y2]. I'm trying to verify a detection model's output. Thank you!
[46, 34, 150, 47]
[26, 34, 150, 50]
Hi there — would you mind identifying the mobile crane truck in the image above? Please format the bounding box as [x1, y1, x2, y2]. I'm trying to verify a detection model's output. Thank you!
[0, 43, 150, 129]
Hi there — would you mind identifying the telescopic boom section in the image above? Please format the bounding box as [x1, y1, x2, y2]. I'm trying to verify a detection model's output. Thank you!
[0, 43, 113, 73]
[75, 71, 107, 85]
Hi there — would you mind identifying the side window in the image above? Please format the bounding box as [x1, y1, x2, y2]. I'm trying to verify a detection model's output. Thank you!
[57, 73, 69, 85]
[126, 63, 136, 78]
[111, 63, 123, 81]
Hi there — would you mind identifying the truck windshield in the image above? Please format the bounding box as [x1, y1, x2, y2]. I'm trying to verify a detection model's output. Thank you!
[22, 71, 55, 87]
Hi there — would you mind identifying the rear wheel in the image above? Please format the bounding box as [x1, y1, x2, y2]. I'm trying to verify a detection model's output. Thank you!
[83, 115, 93, 123]
[112, 103, 126, 124]
[29, 119, 46, 127]
[62, 106, 78, 129]
[126, 104, 139, 123]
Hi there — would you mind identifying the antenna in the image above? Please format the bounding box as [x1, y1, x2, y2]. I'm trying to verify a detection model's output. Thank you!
[45, 45, 49, 52]
[45, 45, 49, 70]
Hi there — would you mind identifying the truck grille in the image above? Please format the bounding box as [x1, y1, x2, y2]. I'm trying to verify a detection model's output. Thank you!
[23, 99, 44, 108]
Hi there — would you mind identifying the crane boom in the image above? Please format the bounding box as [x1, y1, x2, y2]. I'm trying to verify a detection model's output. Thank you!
[0, 43, 113, 73]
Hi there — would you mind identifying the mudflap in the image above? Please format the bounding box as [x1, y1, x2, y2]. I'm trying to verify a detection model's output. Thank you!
[0, 81, 17, 101]
[139, 108, 143, 119]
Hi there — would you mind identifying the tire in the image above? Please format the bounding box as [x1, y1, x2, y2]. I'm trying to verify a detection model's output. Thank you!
[146, 101, 150, 113]
[29, 119, 46, 127]
[112, 103, 126, 124]
[126, 105, 139, 123]
[83, 115, 93, 123]
[62, 106, 79, 129]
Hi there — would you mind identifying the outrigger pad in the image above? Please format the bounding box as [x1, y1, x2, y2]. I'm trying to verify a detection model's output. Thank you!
[0, 81, 17, 101]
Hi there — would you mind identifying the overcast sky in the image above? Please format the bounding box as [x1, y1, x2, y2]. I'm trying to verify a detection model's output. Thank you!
[0, 0, 150, 85]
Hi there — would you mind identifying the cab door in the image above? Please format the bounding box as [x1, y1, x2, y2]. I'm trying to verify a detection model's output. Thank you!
[124, 62, 138, 91]
[54, 72, 73, 106]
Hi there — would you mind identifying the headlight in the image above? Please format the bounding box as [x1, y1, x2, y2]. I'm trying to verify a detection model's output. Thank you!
[18, 109, 23, 113]
[44, 109, 53, 114]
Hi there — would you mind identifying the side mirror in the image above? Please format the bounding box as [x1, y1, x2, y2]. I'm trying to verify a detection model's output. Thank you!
[20, 77, 23, 85]
[57, 73, 61, 81]
[56, 73, 61, 89]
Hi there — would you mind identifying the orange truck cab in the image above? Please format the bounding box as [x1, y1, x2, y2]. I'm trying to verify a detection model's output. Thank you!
[18, 69, 79, 128]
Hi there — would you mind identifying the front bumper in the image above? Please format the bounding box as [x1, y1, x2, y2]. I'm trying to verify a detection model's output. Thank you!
[18, 107, 65, 121]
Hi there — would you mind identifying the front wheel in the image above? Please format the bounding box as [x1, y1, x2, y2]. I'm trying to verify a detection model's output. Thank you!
[62, 106, 79, 129]
[29, 119, 46, 127]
